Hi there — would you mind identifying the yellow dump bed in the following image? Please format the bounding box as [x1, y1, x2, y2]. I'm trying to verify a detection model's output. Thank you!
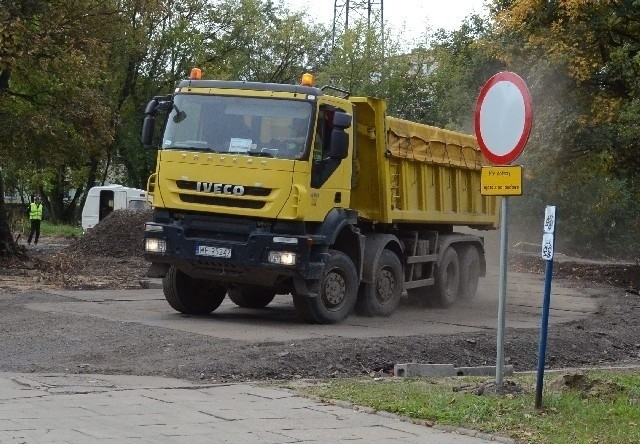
[350, 98, 499, 229]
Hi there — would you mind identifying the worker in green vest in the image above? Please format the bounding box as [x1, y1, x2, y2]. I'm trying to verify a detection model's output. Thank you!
[27, 195, 44, 245]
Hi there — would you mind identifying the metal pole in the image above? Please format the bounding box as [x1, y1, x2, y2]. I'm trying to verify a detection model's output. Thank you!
[535, 258, 554, 409]
[496, 196, 509, 389]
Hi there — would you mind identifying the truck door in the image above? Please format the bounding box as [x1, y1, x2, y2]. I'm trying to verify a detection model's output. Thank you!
[309, 101, 353, 211]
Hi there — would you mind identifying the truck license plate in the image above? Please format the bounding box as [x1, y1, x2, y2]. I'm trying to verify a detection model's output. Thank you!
[196, 245, 232, 258]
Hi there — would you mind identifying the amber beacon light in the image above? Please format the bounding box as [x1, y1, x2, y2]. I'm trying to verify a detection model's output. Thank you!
[300, 73, 314, 86]
[189, 68, 202, 80]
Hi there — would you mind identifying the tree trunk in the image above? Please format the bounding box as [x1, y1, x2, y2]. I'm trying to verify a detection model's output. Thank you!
[0, 167, 20, 258]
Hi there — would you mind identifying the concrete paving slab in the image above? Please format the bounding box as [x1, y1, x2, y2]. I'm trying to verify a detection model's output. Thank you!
[0, 372, 506, 443]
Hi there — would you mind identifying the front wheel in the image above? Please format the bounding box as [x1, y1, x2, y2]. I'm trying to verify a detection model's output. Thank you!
[163, 266, 226, 314]
[228, 286, 276, 308]
[356, 249, 402, 317]
[293, 250, 358, 324]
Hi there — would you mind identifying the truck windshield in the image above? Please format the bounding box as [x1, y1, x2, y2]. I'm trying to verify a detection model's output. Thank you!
[161, 94, 313, 160]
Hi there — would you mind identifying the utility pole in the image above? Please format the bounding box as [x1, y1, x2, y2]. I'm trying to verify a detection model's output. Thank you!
[332, 0, 384, 49]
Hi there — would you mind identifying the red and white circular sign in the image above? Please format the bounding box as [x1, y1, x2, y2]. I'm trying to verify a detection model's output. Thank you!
[474, 72, 533, 165]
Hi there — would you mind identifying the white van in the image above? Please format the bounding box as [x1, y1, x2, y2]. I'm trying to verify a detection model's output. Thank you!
[81, 185, 150, 231]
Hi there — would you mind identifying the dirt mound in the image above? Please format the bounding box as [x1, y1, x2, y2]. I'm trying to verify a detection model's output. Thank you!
[66, 209, 152, 258]
[511, 252, 640, 294]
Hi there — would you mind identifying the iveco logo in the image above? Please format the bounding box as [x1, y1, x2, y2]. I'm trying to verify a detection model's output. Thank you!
[196, 182, 245, 196]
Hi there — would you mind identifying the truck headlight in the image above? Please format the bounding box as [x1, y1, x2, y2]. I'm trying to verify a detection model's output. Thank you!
[145, 238, 166, 253]
[268, 251, 296, 266]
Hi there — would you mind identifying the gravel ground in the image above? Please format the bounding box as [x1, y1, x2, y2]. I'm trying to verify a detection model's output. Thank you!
[0, 210, 638, 383]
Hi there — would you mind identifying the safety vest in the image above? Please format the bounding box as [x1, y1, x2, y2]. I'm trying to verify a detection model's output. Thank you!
[29, 203, 43, 220]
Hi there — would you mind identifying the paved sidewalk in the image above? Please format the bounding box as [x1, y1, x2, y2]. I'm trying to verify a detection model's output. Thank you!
[0, 372, 510, 443]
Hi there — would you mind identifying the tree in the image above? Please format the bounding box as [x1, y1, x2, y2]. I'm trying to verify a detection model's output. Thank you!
[487, 0, 640, 258]
[426, 15, 504, 131]
[0, 0, 119, 227]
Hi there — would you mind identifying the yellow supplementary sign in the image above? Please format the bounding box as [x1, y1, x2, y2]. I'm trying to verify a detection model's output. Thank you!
[481, 166, 523, 196]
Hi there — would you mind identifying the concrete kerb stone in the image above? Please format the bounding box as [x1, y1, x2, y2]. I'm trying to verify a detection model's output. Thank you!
[394, 363, 514, 378]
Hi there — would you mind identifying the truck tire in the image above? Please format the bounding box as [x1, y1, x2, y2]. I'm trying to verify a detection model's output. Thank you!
[433, 247, 460, 308]
[355, 249, 402, 317]
[292, 250, 358, 324]
[228, 286, 276, 308]
[459, 245, 480, 300]
[163, 266, 226, 314]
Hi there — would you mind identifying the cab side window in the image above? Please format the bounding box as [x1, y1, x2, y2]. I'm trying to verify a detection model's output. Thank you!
[311, 104, 349, 189]
[313, 107, 338, 161]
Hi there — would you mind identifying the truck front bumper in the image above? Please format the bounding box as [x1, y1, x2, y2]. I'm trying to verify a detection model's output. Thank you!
[143, 222, 325, 286]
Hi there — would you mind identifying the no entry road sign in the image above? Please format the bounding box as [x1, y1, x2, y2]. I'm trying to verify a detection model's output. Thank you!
[475, 72, 533, 165]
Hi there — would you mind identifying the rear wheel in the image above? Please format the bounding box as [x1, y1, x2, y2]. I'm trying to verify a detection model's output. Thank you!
[433, 247, 460, 308]
[228, 286, 276, 308]
[356, 250, 402, 317]
[459, 245, 480, 300]
[293, 250, 358, 324]
[163, 266, 226, 314]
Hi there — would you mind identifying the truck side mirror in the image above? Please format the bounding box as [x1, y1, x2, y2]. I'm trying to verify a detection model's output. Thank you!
[141, 97, 171, 150]
[141, 115, 156, 149]
[329, 129, 349, 159]
[333, 111, 352, 129]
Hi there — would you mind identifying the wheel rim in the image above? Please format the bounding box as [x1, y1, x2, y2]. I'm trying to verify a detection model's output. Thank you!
[376, 267, 395, 304]
[322, 269, 346, 310]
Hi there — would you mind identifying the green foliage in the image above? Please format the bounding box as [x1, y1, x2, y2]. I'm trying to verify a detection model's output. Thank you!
[427, 15, 504, 131]
[295, 371, 640, 444]
[480, 0, 640, 259]
[0, 0, 638, 258]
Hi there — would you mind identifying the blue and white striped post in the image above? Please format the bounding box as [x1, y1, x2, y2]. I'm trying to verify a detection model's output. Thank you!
[535, 205, 556, 410]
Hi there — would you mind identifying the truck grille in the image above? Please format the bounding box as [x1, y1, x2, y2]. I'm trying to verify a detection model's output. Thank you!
[194, 259, 245, 276]
[179, 193, 265, 209]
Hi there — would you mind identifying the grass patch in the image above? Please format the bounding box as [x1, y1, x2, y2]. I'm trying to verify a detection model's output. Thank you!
[289, 370, 640, 443]
[40, 221, 82, 237]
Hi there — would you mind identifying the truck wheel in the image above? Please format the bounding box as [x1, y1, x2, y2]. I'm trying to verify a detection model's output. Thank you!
[355, 250, 402, 317]
[459, 245, 480, 300]
[163, 266, 226, 314]
[292, 250, 358, 324]
[433, 247, 460, 308]
[228, 286, 276, 308]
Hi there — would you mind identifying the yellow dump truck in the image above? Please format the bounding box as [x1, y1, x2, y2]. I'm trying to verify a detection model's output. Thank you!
[141, 70, 499, 324]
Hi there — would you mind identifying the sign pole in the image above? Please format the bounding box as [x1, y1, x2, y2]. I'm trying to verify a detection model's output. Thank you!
[474, 71, 533, 393]
[535, 205, 557, 409]
[496, 196, 509, 389]
[535, 258, 553, 409]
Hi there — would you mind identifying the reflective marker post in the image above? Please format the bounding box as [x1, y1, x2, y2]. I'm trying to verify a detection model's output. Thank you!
[535, 205, 557, 410]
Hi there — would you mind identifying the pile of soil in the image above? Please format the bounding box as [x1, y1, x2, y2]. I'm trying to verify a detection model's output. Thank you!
[33, 210, 153, 290]
[511, 254, 639, 295]
[66, 209, 153, 258]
